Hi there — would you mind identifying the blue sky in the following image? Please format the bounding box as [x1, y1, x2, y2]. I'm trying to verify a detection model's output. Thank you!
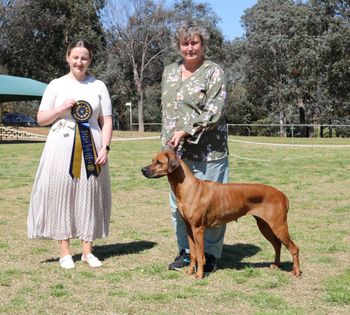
[194, 0, 258, 40]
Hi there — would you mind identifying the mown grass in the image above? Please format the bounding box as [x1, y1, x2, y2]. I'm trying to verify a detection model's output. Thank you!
[0, 133, 349, 314]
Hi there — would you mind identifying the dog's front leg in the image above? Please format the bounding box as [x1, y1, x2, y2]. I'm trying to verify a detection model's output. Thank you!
[193, 226, 205, 279]
[186, 225, 196, 275]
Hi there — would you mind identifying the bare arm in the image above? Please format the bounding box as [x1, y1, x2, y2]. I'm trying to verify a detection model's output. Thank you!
[95, 115, 113, 166]
[37, 98, 76, 126]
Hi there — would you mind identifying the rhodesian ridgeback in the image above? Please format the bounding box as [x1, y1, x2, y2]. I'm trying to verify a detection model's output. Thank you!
[141, 150, 301, 279]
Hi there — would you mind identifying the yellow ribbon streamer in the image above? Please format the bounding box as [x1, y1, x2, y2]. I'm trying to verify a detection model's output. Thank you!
[71, 124, 83, 179]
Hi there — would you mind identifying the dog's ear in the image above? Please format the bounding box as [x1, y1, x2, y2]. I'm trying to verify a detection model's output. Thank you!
[166, 150, 180, 173]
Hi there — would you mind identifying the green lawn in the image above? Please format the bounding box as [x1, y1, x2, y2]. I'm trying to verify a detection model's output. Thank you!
[0, 134, 349, 314]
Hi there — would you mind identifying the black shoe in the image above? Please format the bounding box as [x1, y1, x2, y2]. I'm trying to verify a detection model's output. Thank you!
[204, 253, 217, 273]
[168, 249, 190, 270]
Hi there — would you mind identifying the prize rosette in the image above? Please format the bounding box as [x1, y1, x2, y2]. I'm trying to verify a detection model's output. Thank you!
[71, 100, 92, 122]
[69, 100, 101, 179]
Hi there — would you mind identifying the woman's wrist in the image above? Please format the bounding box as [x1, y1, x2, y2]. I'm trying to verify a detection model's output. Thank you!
[102, 145, 110, 152]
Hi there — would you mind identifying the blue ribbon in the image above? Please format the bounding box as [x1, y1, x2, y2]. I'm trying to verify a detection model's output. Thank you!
[69, 122, 100, 179]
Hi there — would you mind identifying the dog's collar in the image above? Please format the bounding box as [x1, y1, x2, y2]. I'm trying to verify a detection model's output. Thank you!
[176, 143, 183, 159]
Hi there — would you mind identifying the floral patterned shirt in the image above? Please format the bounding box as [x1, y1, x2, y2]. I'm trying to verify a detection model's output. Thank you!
[161, 59, 229, 161]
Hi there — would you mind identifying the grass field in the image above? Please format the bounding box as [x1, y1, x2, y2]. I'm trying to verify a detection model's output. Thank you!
[0, 132, 349, 314]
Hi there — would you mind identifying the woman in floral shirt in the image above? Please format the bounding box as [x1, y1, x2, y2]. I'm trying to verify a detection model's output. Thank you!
[162, 21, 229, 274]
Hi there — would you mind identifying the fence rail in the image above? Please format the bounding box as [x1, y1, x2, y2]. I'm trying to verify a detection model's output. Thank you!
[0, 125, 47, 141]
[2, 123, 349, 141]
[227, 123, 350, 138]
[131, 123, 350, 138]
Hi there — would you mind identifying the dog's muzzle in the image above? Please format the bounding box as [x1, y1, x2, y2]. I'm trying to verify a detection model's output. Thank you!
[141, 166, 165, 178]
[141, 166, 157, 178]
[141, 167, 151, 178]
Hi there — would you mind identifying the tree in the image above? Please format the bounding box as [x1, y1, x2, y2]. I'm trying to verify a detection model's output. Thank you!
[241, 0, 317, 136]
[308, 0, 350, 129]
[236, 0, 350, 137]
[1, 0, 106, 83]
[103, 0, 171, 132]
[0, 0, 14, 72]
[0, 0, 13, 32]
[223, 39, 267, 129]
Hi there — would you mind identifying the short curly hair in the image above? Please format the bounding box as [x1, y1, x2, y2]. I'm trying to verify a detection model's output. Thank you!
[173, 20, 209, 49]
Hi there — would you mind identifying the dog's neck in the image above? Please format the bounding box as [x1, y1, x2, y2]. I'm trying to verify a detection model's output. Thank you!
[167, 159, 197, 198]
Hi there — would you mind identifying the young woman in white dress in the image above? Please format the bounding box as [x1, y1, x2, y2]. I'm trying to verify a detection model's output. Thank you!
[28, 40, 113, 269]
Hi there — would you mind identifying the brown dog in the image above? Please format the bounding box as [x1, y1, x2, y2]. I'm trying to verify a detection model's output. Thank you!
[142, 150, 301, 279]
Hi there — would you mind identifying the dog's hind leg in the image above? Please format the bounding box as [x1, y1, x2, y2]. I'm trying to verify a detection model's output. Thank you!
[271, 224, 301, 277]
[254, 216, 282, 268]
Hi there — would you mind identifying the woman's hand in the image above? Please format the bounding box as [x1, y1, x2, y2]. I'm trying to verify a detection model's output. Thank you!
[168, 130, 188, 149]
[96, 115, 112, 166]
[61, 98, 76, 111]
[95, 146, 109, 166]
[37, 98, 76, 126]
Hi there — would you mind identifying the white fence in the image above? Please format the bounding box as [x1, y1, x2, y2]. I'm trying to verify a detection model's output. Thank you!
[226, 124, 350, 137]
[131, 123, 350, 138]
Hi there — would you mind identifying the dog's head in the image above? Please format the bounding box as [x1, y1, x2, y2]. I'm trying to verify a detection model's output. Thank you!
[141, 150, 180, 179]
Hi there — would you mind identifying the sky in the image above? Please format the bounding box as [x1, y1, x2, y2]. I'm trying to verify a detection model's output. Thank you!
[193, 0, 258, 40]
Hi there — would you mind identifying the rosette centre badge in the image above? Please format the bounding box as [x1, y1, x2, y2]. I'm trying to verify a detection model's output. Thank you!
[71, 100, 92, 122]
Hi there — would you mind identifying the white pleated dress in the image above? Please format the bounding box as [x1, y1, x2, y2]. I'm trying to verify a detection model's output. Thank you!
[28, 75, 112, 241]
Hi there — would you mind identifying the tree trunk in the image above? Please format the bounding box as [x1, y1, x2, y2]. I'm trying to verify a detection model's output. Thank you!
[133, 65, 144, 132]
[278, 86, 286, 137]
[138, 95, 144, 133]
[279, 111, 286, 137]
[297, 97, 309, 137]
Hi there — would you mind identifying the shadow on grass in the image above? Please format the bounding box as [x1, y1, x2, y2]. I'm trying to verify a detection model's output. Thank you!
[93, 241, 157, 260]
[219, 243, 294, 272]
[41, 240, 157, 263]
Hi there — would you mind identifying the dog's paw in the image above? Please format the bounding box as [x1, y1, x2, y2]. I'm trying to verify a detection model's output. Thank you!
[186, 265, 196, 275]
[194, 272, 205, 280]
[269, 263, 280, 270]
[292, 268, 302, 277]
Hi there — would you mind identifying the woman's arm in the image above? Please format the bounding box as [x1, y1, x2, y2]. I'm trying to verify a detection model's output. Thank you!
[183, 66, 227, 136]
[95, 115, 113, 166]
[37, 98, 76, 126]
[169, 66, 226, 149]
